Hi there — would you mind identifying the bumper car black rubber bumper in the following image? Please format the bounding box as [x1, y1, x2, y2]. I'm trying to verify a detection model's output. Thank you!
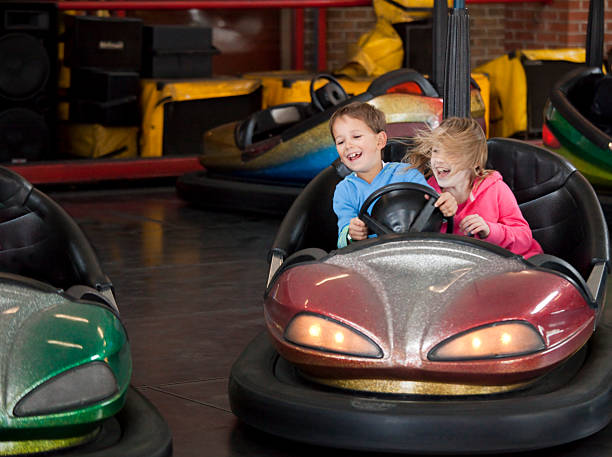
[61, 386, 172, 457]
[229, 329, 612, 454]
[176, 171, 302, 215]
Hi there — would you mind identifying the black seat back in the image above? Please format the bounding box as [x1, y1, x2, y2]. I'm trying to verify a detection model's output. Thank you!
[486, 138, 609, 278]
[0, 167, 110, 290]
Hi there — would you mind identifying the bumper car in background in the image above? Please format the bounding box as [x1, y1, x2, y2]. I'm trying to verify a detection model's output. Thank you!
[0, 168, 171, 456]
[540, 0, 611, 222]
[543, 66, 611, 189]
[176, 69, 486, 214]
[229, 137, 611, 453]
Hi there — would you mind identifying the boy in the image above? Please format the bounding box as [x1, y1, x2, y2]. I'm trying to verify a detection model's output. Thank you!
[331, 102, 456, 248]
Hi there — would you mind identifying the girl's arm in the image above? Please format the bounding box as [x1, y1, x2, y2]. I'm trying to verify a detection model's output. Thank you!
[484, 183, 537, 254]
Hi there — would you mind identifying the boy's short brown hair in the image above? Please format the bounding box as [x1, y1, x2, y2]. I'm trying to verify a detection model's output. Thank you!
[329, 102, 386, 139]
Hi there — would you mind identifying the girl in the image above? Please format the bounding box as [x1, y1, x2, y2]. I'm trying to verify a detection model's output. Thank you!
[405, 117, 543, 258]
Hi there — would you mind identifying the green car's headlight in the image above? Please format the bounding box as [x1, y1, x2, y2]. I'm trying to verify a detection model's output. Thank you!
[428, 321, 546, 361]
[14, 361, 118, 417]
[284, 312, 382, 358]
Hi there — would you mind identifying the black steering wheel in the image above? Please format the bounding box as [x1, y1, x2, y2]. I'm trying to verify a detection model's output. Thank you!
[358, 182, 454, 236]
[309, 73, 349, 112]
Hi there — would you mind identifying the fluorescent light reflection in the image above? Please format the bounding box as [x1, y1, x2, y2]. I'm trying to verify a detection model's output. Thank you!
[54, 314, 89, 323]
[316, 274, 349, 286]
[47, 340, 83, 350]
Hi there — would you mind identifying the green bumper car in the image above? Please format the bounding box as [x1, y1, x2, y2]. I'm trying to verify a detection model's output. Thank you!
[543, 66, 611, 189]
[0, 168, 171, 456]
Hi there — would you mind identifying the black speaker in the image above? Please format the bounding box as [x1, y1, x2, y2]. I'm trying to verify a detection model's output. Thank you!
[63, 15, 142, 72]
[142, 25, 219, 79]
[70, 68, 139, 102]
[393, 20, 433, 76]
[162, 87, 262, 156]
[0, 2, 57, 162]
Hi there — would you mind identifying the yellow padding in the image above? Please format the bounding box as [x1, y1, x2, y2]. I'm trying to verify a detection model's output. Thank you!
[520, 48, 585, 63]
[243, 71, 372, 108]
[475, 54, 528, 138]
[140, 78, 261, 157]
[471, 72, 490, 137]
[60, 124, 138, 159]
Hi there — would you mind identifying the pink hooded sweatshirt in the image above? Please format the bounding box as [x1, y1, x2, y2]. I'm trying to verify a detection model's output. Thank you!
[428, 171, 543, 258]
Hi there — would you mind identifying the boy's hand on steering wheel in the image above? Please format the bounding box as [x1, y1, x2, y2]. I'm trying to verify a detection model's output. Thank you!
[348, 217, 368, 241]
[433, 192, 458, 218]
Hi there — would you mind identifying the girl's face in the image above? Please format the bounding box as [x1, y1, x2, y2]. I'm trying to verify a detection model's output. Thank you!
[430, 147, 471, 189]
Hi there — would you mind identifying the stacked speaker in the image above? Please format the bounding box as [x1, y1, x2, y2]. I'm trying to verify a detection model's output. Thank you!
[0, 2, 58, 163]
[64, 15, 142, 127]
[142, 25, 219, 79]
[61, 15, 142, 159]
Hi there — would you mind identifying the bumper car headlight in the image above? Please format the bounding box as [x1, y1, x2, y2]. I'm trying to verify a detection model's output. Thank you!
[284, 312, 382, 358]
[14, 362, 118, 417]
[428, 321, 546, 361]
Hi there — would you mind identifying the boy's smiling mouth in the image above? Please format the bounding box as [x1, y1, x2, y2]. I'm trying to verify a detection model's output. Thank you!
[347, 151, 362, 161]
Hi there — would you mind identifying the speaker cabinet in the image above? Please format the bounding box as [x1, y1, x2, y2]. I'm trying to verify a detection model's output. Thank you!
[64, 15, 142, 72]
[162, 88, 262, 156]
[522, 58, 584, 138]
[393, 20, 433, 76]
[0, 2, 57, 162]
[142, 25, 219, 79]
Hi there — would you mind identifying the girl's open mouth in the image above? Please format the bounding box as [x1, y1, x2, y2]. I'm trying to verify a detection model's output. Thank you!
[347, 152, 362, 161]
[435, 167, 451, 179]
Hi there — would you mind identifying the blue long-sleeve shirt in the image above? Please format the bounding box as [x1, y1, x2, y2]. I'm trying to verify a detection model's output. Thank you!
[333, 162, 430, 248]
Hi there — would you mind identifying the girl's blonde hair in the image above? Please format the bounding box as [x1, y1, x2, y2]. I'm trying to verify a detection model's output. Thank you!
[404, 117, 492, 184]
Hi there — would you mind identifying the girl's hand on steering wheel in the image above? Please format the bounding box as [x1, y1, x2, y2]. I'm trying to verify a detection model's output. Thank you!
[434, 192, 458, 218]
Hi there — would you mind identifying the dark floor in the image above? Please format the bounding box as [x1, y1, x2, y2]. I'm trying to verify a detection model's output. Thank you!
[50, 185, 612, 457]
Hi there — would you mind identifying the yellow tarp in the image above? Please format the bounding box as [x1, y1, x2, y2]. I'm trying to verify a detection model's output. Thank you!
[373, 0, 450, 23]
[339, 19, 404, 78]
[140, 78, 261, 157]
[60, 124, 138, 159]
[474, 48, 585, 138]
[338, 0, 453, 77]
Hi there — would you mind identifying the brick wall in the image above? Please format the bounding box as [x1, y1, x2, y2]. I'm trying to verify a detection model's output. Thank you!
[304, 7, 377, 71]
[470, 4, 506, 66]
[303, 2, 611, 72]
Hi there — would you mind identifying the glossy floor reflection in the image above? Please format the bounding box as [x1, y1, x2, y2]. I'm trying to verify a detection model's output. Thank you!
[51, 186, 611, 457]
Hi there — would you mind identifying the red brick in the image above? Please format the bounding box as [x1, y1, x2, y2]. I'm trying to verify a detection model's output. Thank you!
[345, 31, 363, 42]
[566, 34, 585, 45]
[536, 32, 558, 42]
[568, 0, 588, 10]
[348, 8, 374, 19]
[506, 19, 527, 30]
[567, 11, 589, 22]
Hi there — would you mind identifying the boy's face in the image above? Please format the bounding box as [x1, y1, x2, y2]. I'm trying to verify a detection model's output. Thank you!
[332, 115, 386, 175]
[430, 147, 471, 189]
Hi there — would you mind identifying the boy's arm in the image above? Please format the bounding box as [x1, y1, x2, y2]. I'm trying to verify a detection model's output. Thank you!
[333, 181, 359, 248]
